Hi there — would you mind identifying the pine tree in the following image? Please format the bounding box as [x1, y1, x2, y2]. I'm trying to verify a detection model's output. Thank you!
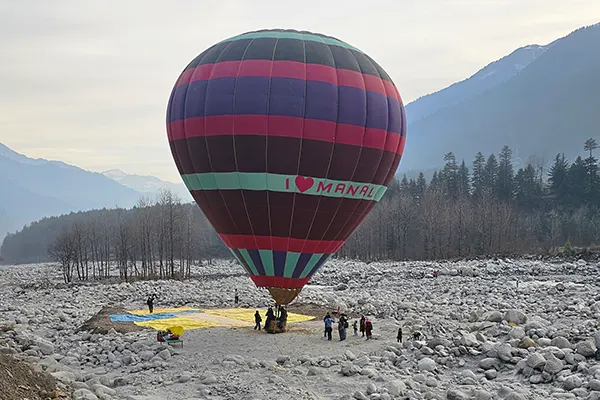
[441, 152, 459, 197]
[568, 157, 587, 208]
[457, 160, 470, 196]
[483, 154, 499, 194]
[496, 145, 515, 201]
[583, 138, 599, 206]
[430, 171, 439, 190]
[515, 164, 541, 210]
[399, 174, 410, 194]
[548, 153, 570, 206]
[471, 152, 486, 199]
[584, 138, 598, 158]
[416, 172, 427, 200]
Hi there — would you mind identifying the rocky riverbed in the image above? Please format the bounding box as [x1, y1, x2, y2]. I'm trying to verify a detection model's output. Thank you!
[1, 257, 600, 399]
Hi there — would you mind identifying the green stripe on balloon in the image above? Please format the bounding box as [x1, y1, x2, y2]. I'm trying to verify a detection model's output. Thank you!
[259, 249, 275, 276]
[218, 31, 363, 53]
[238, 249, 259, 276]
[283, 252, 300, 278]
[181, 172, 387, 202]
[228, 249, 328, 279]
[300, 253, 330, 279]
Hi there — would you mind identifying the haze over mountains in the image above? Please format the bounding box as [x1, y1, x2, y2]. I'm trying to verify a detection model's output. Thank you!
[0, 143, 190, 240]
[399, 23, 600, 173]
[1, 23, 598, 241]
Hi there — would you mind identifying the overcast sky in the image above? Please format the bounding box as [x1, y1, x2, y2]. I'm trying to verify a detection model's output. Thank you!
[0, 0, 598, 182]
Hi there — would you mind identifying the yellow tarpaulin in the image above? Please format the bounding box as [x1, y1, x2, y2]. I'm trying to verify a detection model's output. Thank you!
[134, 317, 221, 331]
[125, 307, 315, 331]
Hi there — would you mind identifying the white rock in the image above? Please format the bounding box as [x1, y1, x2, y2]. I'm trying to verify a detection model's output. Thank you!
[72, 388, 99, 400]
[417, 357, 436, 372]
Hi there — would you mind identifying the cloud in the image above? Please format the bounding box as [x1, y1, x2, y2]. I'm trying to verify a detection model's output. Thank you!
[0, 0, 598, 181]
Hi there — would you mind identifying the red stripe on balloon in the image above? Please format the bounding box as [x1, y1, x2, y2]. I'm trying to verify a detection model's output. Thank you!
[174, 60, 401, 102]
[219, 234, 344, 254]
[250, 275, 310, 289]
[167, 115, 404, 155]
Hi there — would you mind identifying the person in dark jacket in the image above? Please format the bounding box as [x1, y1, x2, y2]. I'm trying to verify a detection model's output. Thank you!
[264, 306, 274, 330]
[397, 327, 403, 343]
[146, 294, 156, 314]
[338, 313, 348, 341]
[359, 315, 366, 337]
[254, 310, 262, 330]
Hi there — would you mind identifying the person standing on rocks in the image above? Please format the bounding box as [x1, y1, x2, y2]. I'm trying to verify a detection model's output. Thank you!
[323, 312, 330, 338]
[359, 315, 366, 337]
[353, 320, 358, 336]
[397, 327, 402, 343]
[234, 289, 239, 306]
[146, 294, 156, 314]
[264, 306, 274, 330]
[324, 314, 334, 341]
[338, 313, 348, 341]
[365, 318, 373, 340]
[254, 310, 262, 330]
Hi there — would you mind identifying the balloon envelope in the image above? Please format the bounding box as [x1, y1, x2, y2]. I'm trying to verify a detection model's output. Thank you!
[167, 29, 406, 304]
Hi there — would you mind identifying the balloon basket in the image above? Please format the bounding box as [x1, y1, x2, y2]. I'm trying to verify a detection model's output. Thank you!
[267, 287, 302, 305]
[265, 319, 287, 334]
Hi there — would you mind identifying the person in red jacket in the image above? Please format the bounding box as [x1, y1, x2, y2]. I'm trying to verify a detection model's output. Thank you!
[365, 318, 373, 340]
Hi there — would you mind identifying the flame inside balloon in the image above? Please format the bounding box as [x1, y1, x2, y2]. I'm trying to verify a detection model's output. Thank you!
[166, 29, 407, 304]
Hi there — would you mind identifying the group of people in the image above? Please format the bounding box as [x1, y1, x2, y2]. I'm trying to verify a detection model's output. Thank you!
[254, 305, 288, 331]
[323, 313, 373, 341]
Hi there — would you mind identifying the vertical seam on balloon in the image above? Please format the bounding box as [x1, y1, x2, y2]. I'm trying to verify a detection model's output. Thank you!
[313, 48, 369, 256]
[373, 53, 404, 186]
[200, 41, 244, 242]
[330, 56, 392, 245]
[378, 79, 405, 189]
[177, 53, 215, 224]
[264, 37, 281, 276]
[285, 33, 308, 269]
[230, 38, 263, 260]
[295, 35, 339, 259]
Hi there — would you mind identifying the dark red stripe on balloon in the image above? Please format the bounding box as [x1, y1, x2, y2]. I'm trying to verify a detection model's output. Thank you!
[174, 60, 401, 102]
[172, 136, 400, 185]
[190, 190, 385, 242]
[219, 234, 344, 254]
[250, 275, 310, 289]
[167, 116, 404, 154]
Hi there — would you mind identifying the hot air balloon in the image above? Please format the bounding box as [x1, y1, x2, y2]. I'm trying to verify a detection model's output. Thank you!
[166, 29, 406, 306]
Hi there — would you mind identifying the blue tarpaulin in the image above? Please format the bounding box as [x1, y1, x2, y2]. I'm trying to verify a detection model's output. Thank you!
[109, 309, 199, 323]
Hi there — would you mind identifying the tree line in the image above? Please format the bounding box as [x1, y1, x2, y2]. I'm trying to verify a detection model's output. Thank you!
[339, 138, 600, 260]
[1, 139, 599, 281]
[1, 190, 228, 283]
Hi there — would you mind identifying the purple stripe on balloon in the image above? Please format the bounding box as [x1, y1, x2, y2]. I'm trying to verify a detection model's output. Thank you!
[168, 77, 402, 133]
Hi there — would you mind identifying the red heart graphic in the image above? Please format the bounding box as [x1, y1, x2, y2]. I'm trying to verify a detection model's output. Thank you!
[295, 176, 314, 193]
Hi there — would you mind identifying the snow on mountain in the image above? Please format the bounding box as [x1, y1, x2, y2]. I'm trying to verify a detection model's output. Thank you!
[101, 169, 192, 201]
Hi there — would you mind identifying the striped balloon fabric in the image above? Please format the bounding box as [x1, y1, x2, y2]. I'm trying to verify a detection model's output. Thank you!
[167, 29, 406, 304]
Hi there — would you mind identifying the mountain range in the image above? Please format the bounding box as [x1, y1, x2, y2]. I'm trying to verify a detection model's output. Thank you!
[399, 23, 600, 173]
[100, 169, 191, 201]
[1, 23, 599, 241]
[0, 143, 191, 240]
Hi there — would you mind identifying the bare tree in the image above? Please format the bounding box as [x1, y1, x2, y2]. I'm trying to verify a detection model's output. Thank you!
[48, 227, 75, 283]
